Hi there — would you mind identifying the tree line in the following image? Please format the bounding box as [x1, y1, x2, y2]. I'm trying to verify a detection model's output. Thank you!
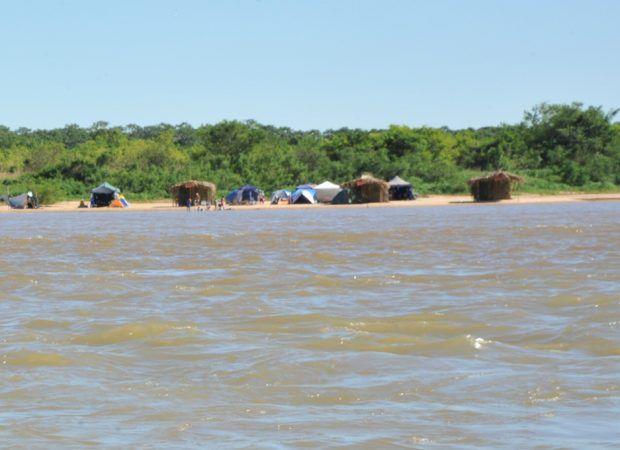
[0, 102, 618, 203]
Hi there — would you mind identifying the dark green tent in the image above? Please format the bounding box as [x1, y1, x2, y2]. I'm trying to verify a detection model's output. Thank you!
[331, 189, 351, 205]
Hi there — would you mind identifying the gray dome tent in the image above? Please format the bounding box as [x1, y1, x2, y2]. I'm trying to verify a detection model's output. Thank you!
[1, 192, 38, 209]
[271, 189, 291, 204]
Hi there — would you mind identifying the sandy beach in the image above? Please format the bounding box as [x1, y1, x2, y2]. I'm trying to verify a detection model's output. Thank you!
[2, 192, 619, 213]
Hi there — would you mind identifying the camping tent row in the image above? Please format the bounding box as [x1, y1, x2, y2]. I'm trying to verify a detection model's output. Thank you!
[319, 176, 416, 203]
[271, 182, 344, 205]
[86, 176, 415, 210]
[169, 180, 342, 207]
[270, 176, 419, 205]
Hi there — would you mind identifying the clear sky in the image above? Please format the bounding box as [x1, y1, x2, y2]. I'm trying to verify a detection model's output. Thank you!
[1, 0, 618, 130]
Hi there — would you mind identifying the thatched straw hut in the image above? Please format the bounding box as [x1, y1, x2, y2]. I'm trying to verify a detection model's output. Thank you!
[343, 174, 390, 203]
[468, 171, 524, 201]
[170, 180, 216, 206]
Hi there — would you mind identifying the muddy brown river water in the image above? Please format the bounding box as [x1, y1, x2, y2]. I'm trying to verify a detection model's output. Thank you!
[1, 202, 619, 448]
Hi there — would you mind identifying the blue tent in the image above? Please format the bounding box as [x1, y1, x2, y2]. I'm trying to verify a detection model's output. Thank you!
[290, 187, 318, 204]
[225, 190, 238, 204]
[226, 185, 260, 204]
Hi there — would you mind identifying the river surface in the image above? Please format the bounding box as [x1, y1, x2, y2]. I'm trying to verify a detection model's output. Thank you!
[1, 202, 619, 448]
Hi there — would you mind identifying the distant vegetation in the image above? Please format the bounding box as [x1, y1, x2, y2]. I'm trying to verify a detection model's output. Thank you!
[1, 102, 618, 204]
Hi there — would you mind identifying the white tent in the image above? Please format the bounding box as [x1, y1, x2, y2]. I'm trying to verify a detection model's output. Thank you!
[314, 181, 341, 203]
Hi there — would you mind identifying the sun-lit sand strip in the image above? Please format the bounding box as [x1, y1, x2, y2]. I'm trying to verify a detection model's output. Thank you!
[2, 193, 619, 213]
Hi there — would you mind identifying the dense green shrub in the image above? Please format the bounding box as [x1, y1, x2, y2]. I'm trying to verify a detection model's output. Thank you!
[0, 103, 618, 200]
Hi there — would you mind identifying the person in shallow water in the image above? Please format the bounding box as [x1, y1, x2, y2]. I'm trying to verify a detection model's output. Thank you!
[186, 197, 191, 212]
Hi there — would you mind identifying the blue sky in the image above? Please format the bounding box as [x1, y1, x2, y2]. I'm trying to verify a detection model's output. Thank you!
[1, 0, 618, 130]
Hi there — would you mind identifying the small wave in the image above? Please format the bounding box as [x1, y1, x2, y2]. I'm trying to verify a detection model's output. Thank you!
[23, 319, 70, 330]
[240, 311, 500, 337]
[71, 322, 194, 346]
[2, 351, 71, 367]
[302, 334, 481, 356]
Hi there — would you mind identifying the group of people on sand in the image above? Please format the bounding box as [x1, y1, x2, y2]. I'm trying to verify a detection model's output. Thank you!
[186, 192, 229, 212]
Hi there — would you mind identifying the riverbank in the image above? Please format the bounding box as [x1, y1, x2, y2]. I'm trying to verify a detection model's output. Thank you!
[2, 193, 620, 213]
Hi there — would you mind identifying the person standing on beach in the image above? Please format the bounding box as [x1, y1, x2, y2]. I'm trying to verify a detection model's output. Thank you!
[186, 196, 191, 212]
[195, 192, 201, 211]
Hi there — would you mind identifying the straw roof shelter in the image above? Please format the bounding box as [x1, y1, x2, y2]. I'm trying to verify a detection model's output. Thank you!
[170, 180, 216, 206]
[467, 171, 524, 202]
[343, 174, 389, 203]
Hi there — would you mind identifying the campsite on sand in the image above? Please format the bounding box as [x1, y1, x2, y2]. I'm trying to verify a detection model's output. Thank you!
[3, 192, 619, 213]
[3, 171, 619, 213]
